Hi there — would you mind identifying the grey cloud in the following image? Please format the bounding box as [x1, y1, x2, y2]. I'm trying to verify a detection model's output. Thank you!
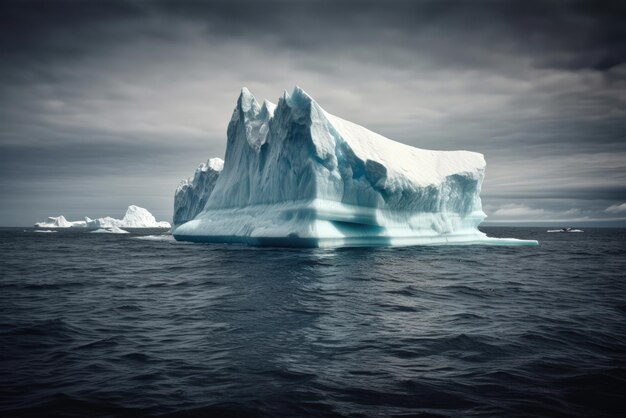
[2, 1, 625, 70]
[0, 0, 625, 225]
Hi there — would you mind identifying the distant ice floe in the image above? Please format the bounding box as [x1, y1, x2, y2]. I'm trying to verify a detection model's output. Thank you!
[35, 205, 170, 229]
[34, 230, 57, 233]
[547, 228, 584, 233]
[91, 227, 129, 234]
[133, 234, 176, 242]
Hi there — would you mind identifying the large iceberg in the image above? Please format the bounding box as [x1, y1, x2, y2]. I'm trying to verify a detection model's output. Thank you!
[173, 87, 537, 247]
[35, 205, 171, 229]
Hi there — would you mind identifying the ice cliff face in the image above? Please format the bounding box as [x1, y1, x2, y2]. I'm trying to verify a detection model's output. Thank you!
[173, 87, 536, 247]
[174, 158, 223, 226]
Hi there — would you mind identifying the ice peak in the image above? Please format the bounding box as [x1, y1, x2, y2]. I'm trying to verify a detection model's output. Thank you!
[285, 85, 313, 110]
[207, 157, 224, 171]
[259, 99, 276, 120]
[292, 85, 311, 100]
[237, 87, 260, 116]
[124, 204, 152, 219]
[122, 205, 168, 228]
[197, 158, 224, 174]
[240, 86, 253, 101]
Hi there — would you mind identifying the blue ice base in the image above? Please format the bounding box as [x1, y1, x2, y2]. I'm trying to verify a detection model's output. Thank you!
[172, 201, 538, 248]
[172, 233, 538, 248]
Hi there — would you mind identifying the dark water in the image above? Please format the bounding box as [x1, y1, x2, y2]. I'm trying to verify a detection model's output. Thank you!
[1, 227, 625, 417]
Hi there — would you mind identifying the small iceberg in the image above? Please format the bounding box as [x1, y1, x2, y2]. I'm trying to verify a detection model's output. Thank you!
[35, 216, 86, 228]
[547, 228, 584, 233]
[133, 235, 176, 242]
[91, 226, 129, 234]
[35, 205, 171, 229]
[34, 230, 57, 233]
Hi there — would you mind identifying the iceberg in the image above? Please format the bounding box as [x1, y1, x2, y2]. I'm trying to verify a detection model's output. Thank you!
[35, 215, 86, 228]
[173, 87, 537, 247]
[35, 205, 171, 229]
[85, 205, 171, 229]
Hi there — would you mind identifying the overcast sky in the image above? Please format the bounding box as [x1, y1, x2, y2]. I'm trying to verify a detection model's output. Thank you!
[1, 0, 625, 226]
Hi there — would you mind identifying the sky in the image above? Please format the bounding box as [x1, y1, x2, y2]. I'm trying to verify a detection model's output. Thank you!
[0, 0, 625, 226]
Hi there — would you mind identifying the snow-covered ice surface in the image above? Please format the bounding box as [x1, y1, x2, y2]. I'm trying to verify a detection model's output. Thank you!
[173, 87, 537, 247]
[35, 205, 171, 229]
[91, 226, 129, 234]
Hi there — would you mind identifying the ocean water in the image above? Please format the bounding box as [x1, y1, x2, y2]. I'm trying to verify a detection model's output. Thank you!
[1, 227, 625, 417]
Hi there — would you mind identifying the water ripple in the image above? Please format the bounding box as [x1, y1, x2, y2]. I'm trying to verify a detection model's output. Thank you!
[0, 227, 625, 417]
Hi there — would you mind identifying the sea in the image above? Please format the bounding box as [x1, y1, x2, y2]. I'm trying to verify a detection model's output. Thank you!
[1, 227, 624, 417]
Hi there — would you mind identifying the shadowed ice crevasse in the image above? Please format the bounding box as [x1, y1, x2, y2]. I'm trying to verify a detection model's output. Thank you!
[173, 87, 537, 247]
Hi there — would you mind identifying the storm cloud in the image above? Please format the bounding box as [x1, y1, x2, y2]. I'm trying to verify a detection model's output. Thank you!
[0, 0, 625, 225]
